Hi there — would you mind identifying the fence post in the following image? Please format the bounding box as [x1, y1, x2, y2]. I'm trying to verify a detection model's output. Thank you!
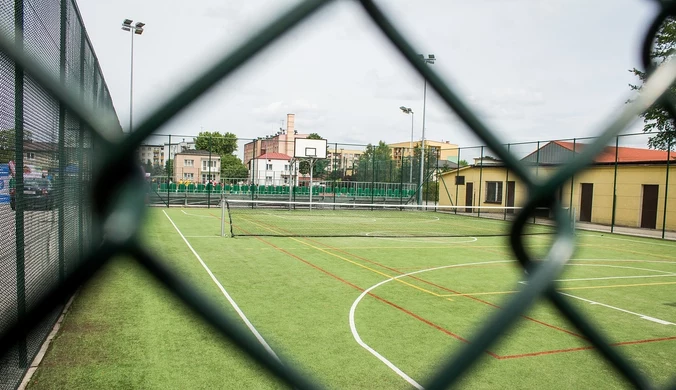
[663, 136, 672, 239]
[78, 21, 86, 262]
[57, 0, 66, 284]
[167, 134, 171, 207]
[399, 151, 404, 205]
[569, 138, 576, 220]
[534, 141, 540, 223]
[504, 143, 510, 221]
[611, 136, 619, 233]
[371, 154, 375, 205]
[333, 143, 337, 207]
[455, 148, 460, 214]
[14, 0, 27, 368]
[478, 146, 484, 218]
[424, 146, 431, 210]
[208, 136, 212, 208]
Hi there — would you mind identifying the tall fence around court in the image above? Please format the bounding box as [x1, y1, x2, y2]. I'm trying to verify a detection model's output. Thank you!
[0, 0, 120, 388]
[2, 0, 676, 390]
[140, 135, 443, 207]
[433, 132, 676, 239]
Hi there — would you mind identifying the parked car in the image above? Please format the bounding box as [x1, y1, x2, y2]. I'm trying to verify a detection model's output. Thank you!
[9, 178, 54, 211]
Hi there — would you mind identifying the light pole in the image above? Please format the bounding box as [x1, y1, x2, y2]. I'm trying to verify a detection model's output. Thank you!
[121, 19, 145, 132]
[418, 53, 435, 204]
[399, 106, 414, 183]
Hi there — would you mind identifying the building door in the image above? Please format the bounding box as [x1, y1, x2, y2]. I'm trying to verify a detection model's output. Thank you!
[465, 182, 473, 213]
[580, 183, 593, 222]
[641, 184, 659, 229]
[506, 181, 515, 214]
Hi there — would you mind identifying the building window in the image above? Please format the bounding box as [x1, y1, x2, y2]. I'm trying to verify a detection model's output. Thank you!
[184, 159, 194, 167]
[485, 181, 503, 204]
[284, 165, 289, 171]
[26, 152, 35, 160]
[455, 176, 465, 185]
[266, 164, 273, 170]
[202, 160, 217, 170]
[183, 173, 194, 180]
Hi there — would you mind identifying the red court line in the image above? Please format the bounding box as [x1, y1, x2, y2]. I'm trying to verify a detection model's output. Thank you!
[499, 335, 676, 360]
[308, 240, 587, 341]
[227, 220, 500, 359]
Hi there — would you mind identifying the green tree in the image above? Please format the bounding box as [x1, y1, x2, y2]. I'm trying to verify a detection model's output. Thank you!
[0, 129, 15, 163]
[629, 17, 676, 150]
[194, 131, 238, 155]
[221, 154, 248, 180]
[458, 159, 468, 167]
[355, 141, 399, 182]
[165, 159, 173, 178]
[0, 128, 32, 163]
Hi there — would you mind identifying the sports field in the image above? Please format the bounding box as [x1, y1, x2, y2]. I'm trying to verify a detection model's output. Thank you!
[28, 207, 676, 389]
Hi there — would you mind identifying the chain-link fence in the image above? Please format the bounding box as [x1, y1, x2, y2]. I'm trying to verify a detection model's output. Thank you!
[0, 0, 120, 388]
[2, 0, 676, 389]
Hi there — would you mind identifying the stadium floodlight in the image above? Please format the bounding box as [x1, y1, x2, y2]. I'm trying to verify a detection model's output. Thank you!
[400, 106, 414, 183]
[418, 53, 436, 205]
[120, 19, 146, 132]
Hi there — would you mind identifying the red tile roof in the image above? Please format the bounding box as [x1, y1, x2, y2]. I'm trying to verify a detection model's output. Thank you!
[553, 141, 676, 163]
[256, 152, 292, 160]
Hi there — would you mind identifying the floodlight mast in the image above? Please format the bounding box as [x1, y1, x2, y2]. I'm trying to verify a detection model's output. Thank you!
[417, 54, 435, 205]
[399, 106, 414, 183]
[121, 19, 145, 132]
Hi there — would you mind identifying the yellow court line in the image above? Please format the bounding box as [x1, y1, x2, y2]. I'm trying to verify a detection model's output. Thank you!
[437, 280, 676, 297]
[238, 216, 448, 299]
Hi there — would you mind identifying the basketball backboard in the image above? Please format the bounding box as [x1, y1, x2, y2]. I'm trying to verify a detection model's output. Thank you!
[294, 138, 327, 159]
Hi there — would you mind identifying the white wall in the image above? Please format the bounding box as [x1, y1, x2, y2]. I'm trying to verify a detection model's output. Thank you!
[249, 158, 291, 186]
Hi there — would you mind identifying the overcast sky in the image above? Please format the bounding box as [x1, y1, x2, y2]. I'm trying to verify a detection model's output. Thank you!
[76, 0, 659, 159]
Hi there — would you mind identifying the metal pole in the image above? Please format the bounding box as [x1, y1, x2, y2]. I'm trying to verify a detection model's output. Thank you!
[371, 154, 375, 205]
[78, 21, 85, 262]
[504, 143, 510, 221]
[662, 136, 672, 239]
[569, 138, 576, 220]
[309, 158, 313, 210]
[167, 134, 171, 207]
[409, 112, 414, 183]
[399, 151, 404, 205]
[15, 0, 27, 368]
[419, 79, 427, 205]
[208, 136, 212, 208]
[455, 148, 460, 214]
[333, 143, 337, 207]
[611, 136, 619, 233]
[478, 146, 484, 218]
[129, 28, 134, 132]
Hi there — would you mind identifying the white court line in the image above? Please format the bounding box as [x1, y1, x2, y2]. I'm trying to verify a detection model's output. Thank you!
[181, 210, 214, 218]
[558, 292, 675, 325]
[163, 210, 280, 361]
[583, 234, 676, 247]
[350, 260, 512, 390]
[184, 235, 222, 238]
[553, 274, 676, 282]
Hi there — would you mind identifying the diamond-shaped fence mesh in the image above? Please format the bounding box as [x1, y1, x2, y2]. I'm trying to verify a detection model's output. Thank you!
[1, 0, 676, 389]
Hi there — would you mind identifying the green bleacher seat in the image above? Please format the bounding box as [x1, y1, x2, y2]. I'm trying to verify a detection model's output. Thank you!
[276, 186, 282, 194]
[214, 184, 221, 193]
[232, 185, 239, 194]
[160, 183, 167, 191]
[357, 188, 364, 197]
[242, 185, 249, 193]
[178, 184, 186, 193]
[169, 183, 177, 192]
[393, 189, 400, 197]
[341, 187, 348, 196]
[348, 188, 356, 196]
[198, 184, 206, 193]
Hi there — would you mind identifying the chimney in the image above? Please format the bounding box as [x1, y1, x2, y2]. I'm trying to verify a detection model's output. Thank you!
[286, 113, 295, 156]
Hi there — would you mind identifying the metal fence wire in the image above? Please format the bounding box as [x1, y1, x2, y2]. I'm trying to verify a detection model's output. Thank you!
[1, 0, 676, 389]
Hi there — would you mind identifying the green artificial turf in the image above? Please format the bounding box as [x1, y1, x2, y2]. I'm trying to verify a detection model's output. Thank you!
[28, 207, 676, 389]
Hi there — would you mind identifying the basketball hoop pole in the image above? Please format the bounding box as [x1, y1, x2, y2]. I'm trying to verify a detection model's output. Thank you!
[309, 158, 314, 210]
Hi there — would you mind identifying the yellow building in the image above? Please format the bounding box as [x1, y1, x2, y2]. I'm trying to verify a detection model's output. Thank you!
[438, 141, 676, 231]
[388, 140, 459, 164]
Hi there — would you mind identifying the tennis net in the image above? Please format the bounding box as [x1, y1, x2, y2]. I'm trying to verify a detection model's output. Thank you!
[224, 200, 561, 238]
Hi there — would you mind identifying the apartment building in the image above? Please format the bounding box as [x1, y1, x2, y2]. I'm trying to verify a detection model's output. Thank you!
[388, 140, 459, 163]
[243, 114, 309, 165]
[173, 150, 221, 183]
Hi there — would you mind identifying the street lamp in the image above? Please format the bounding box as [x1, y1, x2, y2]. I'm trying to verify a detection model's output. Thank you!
[399, 106, 414, 183]
[417, 53, 435, 205]
[121, 19, 145, 132]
